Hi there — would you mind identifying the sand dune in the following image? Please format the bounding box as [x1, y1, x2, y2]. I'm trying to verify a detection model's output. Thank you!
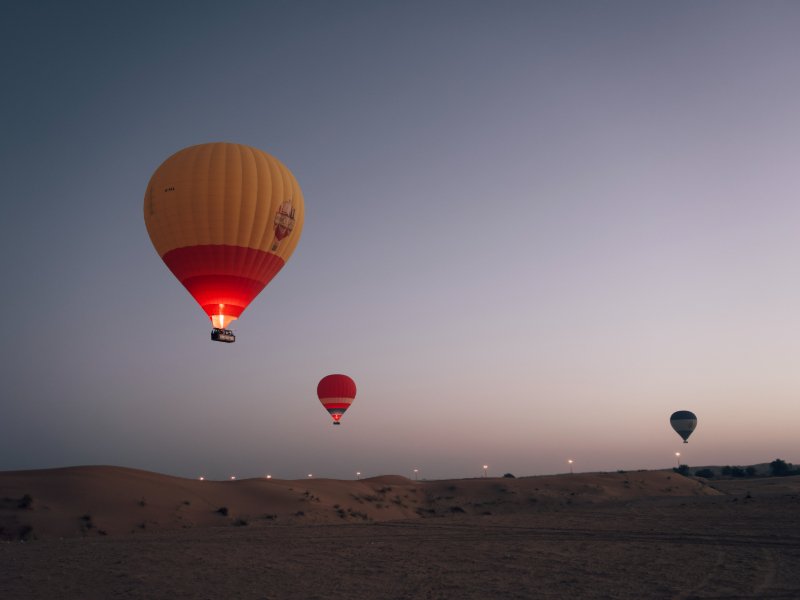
[2, 467, 799, 599]
[2, 466, 717, 540]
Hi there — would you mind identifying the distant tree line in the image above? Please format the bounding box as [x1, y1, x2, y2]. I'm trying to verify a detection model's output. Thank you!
[683, 459, 798, 479]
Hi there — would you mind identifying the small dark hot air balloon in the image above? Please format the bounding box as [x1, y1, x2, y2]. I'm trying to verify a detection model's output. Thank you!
[670, 410, 697, 443]
[317, 374, 356, 425]
[144, 142, 304, 343]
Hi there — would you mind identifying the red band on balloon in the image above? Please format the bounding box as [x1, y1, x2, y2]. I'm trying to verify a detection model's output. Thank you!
[162, 245, 286, 319]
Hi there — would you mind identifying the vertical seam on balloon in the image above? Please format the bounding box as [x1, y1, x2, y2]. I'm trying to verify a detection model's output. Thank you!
[220, 143, 227, 251]
[277, 161, 290, 259]
[255, 155, 277, 252]
[184, 145, 200, 251]
[243, 144, 256, 249]
[242, 145, 259, 281]
[279, 161, 302, 258]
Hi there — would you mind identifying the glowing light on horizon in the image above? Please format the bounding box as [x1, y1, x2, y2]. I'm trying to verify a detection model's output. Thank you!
[266, 475, 272, 479]
[199, 476, 205, 481]
[230, 476, 236, 480]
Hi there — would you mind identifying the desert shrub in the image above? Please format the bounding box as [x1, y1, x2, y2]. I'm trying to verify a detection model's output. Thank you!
[503, 473, 515, 478]
[233, 518, 248, 526]
[138, 498, 146, 507]
[79, 514, 94, 532]
[215, 506, 229, 516]
[694, 469, 714, 478]
[18, 494, 33, 509]
[294, 511, 305, 517]
[449, 506, 465, 513]
[19, 525, 34, 541]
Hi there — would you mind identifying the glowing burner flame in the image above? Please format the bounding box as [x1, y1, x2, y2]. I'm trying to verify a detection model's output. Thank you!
[211, 304, 237, 329]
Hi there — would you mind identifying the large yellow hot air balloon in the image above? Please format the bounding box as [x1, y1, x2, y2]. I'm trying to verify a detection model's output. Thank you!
[144, 142, 304, 342]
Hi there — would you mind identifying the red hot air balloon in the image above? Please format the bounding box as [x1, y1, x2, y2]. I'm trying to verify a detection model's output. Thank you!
[317, 374, 356, 425]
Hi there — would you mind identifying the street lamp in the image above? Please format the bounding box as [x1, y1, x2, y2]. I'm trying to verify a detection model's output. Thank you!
[675, 452, 681, 467]
[483, 465, 489, 478]
[266, 475, 272, 479]
[413, 468, 419, 481]
[356, 471, 361, 480]
[568, 459, 574, 474]
[230, 476, 236, 480]
[308, 473, 313, 478]
[199, 476, 205, 481]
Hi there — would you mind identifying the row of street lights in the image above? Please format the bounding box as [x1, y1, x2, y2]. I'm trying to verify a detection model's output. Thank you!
[198, 453, 688, 482]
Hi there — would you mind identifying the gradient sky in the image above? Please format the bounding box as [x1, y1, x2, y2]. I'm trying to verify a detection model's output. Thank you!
[2, 1, 799, 480]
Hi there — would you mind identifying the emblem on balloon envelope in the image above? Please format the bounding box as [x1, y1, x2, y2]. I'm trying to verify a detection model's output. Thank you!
[272, 200, 296, 251]
[143, 142, 304, 340]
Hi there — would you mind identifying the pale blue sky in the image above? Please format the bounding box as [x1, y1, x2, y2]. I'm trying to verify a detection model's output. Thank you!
[1, 1, 799, 479]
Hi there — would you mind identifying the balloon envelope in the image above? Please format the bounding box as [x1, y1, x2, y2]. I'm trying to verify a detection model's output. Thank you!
[144, 142, 304, 330]
[670, 410, 697, 443]
[317, 374, 356, 425]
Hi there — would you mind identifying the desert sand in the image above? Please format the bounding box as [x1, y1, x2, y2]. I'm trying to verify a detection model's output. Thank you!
[2, 466, 799, 599]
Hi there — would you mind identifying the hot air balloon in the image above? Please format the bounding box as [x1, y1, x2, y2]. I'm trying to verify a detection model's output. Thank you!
[144, 142, 304, 342]
[670, 410, 697, 443]
[317, 374, 356, 425]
